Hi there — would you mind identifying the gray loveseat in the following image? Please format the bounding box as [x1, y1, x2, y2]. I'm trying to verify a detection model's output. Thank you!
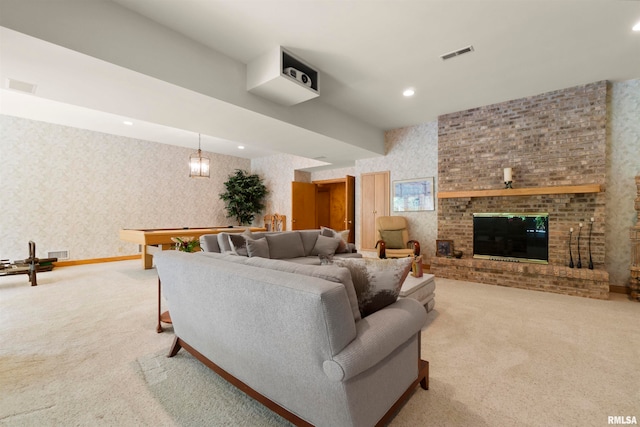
[155, 250, 429, 426]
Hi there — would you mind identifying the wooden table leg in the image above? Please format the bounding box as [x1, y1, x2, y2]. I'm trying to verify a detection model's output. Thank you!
[157, 277, 164, 333]
[143, 245, 153, 270]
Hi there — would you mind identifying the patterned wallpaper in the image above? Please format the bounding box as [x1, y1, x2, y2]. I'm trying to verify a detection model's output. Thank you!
[250, 153, 325, 231]
[0, 115, 250, 261]
[606, 79, 640, 287]
[2, 79, 636, 287]
[356, 122, 439, 264]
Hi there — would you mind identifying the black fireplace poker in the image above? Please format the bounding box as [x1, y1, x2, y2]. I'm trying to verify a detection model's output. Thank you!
[588, 219, 594, 270]
[577, 223, 583, 269]
[569, 228, 574, 268]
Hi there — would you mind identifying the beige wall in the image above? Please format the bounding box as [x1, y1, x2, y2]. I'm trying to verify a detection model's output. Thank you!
[356, 123, 439, 263]
[606, 79, 640, 287]
[0, 115, 250, 261]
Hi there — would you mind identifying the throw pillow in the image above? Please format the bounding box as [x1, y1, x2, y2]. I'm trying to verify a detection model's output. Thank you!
[379, 230, 405, 249]
[246, 237, 270, 258]
[228, 234, 248, 256]
[264, 232, 306, 259]
[321, 226, 349, 253]
[310, 234, 341, 256]
[333, 257, 412, 317]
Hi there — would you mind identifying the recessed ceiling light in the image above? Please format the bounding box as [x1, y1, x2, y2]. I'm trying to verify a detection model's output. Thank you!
[633, 21, 640, 31]
[123, 120, 133, 126]
[403, 88, 415, 97]
[237, 145, 245, 150]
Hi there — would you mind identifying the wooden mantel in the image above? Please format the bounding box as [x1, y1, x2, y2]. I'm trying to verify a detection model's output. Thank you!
[437, 184, 602, 199]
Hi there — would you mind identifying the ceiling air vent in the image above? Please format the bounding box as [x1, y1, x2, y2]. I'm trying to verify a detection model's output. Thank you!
[6, 78, 37, 94]
[441, 45, 474, 61]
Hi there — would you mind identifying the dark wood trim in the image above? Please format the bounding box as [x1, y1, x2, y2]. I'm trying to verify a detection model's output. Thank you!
[609, 285, 630, 295]
[168, 335, 429, 427]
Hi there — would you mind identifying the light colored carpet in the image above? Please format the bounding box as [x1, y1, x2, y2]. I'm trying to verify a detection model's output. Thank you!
[1, 260, 638, 426]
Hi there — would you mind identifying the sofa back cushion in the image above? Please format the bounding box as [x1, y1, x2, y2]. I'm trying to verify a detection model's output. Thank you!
[265, 232, 306, 259]
[199, 234, 221, 253]
[245, 257, 361, 322]
[297, 230, 321, 255]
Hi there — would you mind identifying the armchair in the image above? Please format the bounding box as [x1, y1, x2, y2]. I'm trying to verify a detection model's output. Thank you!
[375, 216, 420, 259]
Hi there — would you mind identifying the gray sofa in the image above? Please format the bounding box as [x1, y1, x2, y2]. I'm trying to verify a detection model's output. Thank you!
[199, 229, 363, 264]
[155, 250, 429, 426]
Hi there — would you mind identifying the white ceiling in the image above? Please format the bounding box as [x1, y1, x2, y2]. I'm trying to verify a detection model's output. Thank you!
[1, 0, 639, 167]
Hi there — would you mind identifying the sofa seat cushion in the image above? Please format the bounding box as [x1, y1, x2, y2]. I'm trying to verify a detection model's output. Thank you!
[333, 257, 413, 317]
[244, 257, 361, 322]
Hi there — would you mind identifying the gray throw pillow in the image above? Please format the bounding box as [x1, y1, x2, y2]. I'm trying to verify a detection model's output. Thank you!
[264, 232, 305, 259]
[310, 234, 341, 256]
[379, 230, 405, 249]
[320, 226, 349, 253]
[228, 234, 248, 256]
[333, 257, 412, 317]
[246, 237, 270, 258]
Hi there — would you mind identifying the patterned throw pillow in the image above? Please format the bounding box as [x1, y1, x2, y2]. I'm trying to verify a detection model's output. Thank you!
[333, 257, 412, 317]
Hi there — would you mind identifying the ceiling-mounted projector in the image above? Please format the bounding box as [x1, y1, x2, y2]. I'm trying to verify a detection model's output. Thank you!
[283, 67, 312, 87]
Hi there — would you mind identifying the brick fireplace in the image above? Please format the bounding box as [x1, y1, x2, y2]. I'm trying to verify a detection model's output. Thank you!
[431, 81, 609, 299]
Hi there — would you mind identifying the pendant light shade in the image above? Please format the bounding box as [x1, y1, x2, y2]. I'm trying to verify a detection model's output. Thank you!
[189, 134, 210, 178]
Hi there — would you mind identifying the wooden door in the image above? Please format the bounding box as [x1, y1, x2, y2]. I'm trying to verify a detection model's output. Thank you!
[360, 171, 389, 249]
[291, 182, 317, 230]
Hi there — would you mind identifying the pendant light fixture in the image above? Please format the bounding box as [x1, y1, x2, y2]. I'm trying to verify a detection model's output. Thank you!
[189, 133, 210, 178]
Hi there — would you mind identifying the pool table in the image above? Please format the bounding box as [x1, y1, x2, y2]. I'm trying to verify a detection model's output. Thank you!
[119, 227, 265, 269]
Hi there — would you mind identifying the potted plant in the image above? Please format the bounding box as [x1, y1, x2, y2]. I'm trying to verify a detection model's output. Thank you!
[219, 169, 268, 226]
[171, 236, 199, 252]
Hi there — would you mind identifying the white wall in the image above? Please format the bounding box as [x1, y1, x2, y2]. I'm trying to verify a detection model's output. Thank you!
[0, 115, 250, 261]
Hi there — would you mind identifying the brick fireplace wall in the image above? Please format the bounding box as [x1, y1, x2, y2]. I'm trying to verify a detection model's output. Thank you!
[432, 81, 609, 298]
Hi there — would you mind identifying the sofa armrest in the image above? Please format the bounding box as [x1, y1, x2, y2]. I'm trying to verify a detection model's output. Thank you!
[322, 298, 427, 382]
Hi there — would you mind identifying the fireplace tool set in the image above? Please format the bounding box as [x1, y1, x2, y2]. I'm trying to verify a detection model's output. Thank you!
[568, 219, 594, 269]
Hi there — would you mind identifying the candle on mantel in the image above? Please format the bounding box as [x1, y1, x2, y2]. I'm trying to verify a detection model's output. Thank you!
[504, 168, 512, 182]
